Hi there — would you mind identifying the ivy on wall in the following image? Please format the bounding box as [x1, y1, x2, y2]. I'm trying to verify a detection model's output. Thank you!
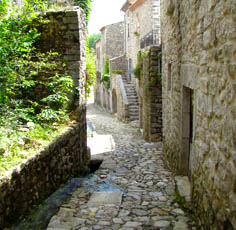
[134, 48, 162, 88]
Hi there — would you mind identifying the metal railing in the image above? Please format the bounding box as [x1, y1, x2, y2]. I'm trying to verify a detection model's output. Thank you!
[140, 29, 160, 49]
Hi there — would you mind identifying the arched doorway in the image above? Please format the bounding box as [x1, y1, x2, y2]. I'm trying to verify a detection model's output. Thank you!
[112, 89, 117, 114]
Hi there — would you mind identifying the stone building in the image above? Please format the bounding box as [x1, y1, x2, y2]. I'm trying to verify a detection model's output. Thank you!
[94, 19, 139, 121]
[121, 0, 161, 82]
[138, 46, 162, 142]
[161, 0, 236, 228]
[95, 0, 162, 127]
[121, 0, 162, 138]
[94, 21, 125, 109]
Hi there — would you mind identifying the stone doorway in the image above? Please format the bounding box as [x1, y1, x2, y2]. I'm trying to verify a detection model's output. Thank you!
[180, 86, 194, 178]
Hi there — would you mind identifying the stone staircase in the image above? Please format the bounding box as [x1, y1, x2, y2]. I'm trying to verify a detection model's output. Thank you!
[124, 83, 139, 121]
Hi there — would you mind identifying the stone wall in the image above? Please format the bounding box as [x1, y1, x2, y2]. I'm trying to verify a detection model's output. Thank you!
[111, 73, 129, 120]
[138, 46, 162, 142]
[0, 9, 88, 228]
[95, 39, 102, 78]
[99, 21, 125, 75]
[105, 22, 125, 61]
[94, 71, 102, 105]
[0, 124, 90, 228]
[110, 55, 128, 82]
[161, 0, 236, 228]
[36, 9, 87, 104]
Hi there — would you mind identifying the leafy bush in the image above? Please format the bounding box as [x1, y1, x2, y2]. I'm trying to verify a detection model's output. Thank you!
[0, 0, 77, 175]
[88, 33, 101, 50]
[86, 47, 96, 97]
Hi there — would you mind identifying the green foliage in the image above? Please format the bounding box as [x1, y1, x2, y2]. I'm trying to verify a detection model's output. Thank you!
[47, 0, 92, 23]
[134, 51, 143, 80]
[104, 57, 109, 74]
[88, 33, 101, 50]
[100, 58, 110, 89]
[0, 122, 70, 176]
[112, 69, 122, 74]
[86, 47, 96, 97]
[74, 0, 92, 22]
[0, 0, 75, 175]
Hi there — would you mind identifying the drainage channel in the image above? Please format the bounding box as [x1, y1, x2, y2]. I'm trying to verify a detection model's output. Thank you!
[10, 159, 123, 230]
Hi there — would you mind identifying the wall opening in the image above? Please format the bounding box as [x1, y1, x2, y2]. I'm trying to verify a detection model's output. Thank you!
[180, 86, 194, 178]
[112, 89, 117, 114]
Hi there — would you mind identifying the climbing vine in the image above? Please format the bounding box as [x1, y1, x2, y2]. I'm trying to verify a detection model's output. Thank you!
[74, 0, 92, 23]
[100, 58, 110, 89]
[134, 49, 162, 88]
[134, 50, 143, 80]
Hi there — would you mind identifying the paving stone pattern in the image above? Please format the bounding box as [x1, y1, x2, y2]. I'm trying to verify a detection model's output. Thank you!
[47, 103, 197, 230]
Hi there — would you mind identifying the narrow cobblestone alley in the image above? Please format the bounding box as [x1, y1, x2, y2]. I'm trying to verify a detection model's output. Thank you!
[47, 102, 197, 230]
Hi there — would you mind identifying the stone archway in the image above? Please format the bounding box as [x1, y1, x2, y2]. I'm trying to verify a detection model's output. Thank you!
[112, 89, 117, 114]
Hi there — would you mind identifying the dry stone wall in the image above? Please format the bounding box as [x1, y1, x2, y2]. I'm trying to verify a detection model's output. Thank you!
[138, 46, 162, 142]
[0, 9, 88, 228]
[161, 0, 236, 228]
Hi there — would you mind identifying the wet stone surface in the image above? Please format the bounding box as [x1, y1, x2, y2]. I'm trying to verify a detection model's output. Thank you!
[47, 103, 197, 230]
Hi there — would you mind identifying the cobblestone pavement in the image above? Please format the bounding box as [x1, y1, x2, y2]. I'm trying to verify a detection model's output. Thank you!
[47, 103, 197, 230]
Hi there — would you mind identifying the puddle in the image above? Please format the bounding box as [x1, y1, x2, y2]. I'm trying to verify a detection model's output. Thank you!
[11, 174, 123, 230]
[81, 174, 123, 193]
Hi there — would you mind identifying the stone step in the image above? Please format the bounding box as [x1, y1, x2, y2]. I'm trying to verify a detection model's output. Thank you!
[128, 100, 138, 103]
[129, 105, 139, 108]
[129, 105, 139, 110]
[126, 89, 136, 91]
[129, 117, 139, 121]
[126, 90, 136, 93]
[125, 87, 136, 90]
[127, 99, 138, 102]
[127, 95, 138, 98]
[129, 110, 139, 113]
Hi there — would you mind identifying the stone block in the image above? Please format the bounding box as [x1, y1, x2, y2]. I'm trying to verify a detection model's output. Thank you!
[175, 176, 191, 202]
[228, 64, 236, 79]
[65, 10, 78, 17]
[62, 17, 78, 24]
[87, 192, 123, 207]
[181, 64, 197, 89]
[63, 55, 80, 61]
